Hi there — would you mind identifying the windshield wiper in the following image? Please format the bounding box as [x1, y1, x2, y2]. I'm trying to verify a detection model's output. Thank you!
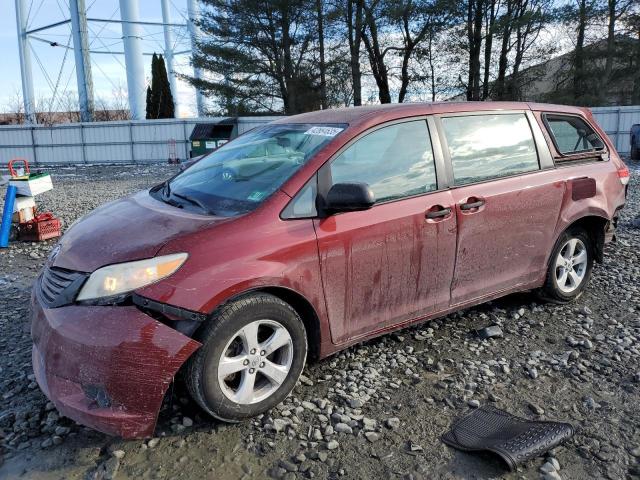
[162, 180, 171, 199]
[172, 192, 216, 216]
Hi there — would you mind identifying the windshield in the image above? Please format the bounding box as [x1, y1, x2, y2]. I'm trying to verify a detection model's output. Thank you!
[152, 123, 345, 217]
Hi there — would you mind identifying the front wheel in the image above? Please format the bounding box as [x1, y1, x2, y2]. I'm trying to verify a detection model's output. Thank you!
[186, 293, 307, 422]
[539, 229, 594, 303]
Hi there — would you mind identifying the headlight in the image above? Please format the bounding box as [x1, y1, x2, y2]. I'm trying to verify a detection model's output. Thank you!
[76, 253, 188, 301]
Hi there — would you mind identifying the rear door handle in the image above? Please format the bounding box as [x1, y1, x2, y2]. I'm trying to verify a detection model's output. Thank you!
[460, 199, 485, 211]
[426, 206, 452, 219]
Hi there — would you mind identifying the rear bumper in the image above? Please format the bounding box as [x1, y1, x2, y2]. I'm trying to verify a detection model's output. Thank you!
[30, 290, 201, 438]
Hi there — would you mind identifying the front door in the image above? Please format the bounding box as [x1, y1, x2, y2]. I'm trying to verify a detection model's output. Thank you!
[314, 119, 457, 344]
[438, 112, 565, 305]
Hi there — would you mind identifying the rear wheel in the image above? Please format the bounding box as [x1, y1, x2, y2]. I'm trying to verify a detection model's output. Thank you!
[540, 228, 594, 303]
[186, 293, 307, 422]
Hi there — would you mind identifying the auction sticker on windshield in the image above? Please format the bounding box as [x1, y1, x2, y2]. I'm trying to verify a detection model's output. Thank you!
[304, 126, 344, 137]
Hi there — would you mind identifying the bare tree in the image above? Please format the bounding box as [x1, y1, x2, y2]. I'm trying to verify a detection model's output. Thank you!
[344, 0, 365, 106]
[2, 88, 27, 125]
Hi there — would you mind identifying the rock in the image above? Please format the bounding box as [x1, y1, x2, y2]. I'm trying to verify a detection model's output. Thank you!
[468, 399, 480, 408]
[327, 440, 339, 450]
[386, 417, 401, 430]
[301, 401, 317, 411]
[407, 440, 423, 452]
[278, 460, 298, 472]
[54, 426, 70, 436]
[542, 471, 562, 480]
[362, 418, 377, 430]
[147, 438, 160, 448]
[334, 423, 353, 434]
[477, 325, 503, 340]
[92, 457, 120, 480]
[272, 418, 289, 433]
[111, 450, 125, 459]
[540, 461, 557, 474]
[528, 403, 545, 415]
[182, 417, 193, 427]
[629, 446, 640, 457]
[365, 432, 380, 443]
[548, 457, 560, 471]
[579, 306, 592, 316]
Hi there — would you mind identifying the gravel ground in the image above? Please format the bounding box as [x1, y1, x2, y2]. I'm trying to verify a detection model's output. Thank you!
[0, 161, 638, 480]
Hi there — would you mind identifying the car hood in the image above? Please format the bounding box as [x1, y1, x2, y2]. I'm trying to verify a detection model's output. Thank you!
[52, 190, 227, 272]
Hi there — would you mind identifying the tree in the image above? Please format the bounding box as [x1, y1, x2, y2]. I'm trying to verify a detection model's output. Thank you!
[482, 0, 498, 100]
[601, 0, 635, 101]
[344, 0, 365, 106]
[316, 0, 328, 109]
[188, 0, 321, 115]
[146, 53, 175, 119]
[628, 10, 640, 104]
[465, 0, 485, 100]
[507, 0, 554, 100]
[360, 0, 455, 103]
[558, 0, 602, 104]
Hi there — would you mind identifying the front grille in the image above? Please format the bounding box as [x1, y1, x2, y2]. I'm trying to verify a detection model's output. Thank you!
[38, 267, 88, 308]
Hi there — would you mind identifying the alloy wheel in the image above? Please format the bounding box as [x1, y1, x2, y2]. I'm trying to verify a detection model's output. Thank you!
[217, 319, 293, 405]
[554, 238, 588, 294]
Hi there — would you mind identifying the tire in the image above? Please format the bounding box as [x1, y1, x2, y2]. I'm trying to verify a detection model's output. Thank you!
[539, 228, 594, 303]
[186, 293, 307, 422]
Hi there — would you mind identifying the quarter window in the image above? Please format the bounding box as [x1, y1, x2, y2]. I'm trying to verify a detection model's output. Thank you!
[544, 114, 604, 156]
[442, 114, 539, 186]
[329, 120, 437, 203]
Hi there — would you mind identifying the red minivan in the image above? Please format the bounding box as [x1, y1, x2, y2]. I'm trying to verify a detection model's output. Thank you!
[31, 102, 628, 438]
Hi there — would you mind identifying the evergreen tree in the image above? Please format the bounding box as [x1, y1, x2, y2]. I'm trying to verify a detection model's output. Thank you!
[187, 0, 322, 115]
[145, 86, 153, 119]
[146, 53, 175, 119]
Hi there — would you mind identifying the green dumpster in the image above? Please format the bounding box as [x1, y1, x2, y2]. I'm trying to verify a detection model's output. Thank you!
[189, 119, 237, 158]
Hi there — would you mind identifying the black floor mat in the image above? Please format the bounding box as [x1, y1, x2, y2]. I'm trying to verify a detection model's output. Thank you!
[441, 405, 574, 470]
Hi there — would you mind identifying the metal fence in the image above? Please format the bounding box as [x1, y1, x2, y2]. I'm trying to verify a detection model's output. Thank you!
[591, 105, 639, 154]
[0, 117, 281, 165]
[0, 107, 637, 166]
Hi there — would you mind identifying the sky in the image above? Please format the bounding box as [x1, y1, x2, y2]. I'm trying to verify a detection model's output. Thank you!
[0, 0, 199, 116]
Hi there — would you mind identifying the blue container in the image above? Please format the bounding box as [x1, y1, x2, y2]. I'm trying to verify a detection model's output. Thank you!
[0, 185, 17, 248]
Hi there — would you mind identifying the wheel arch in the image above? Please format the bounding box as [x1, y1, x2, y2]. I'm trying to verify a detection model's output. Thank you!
[559, 214, 609, 263]
[201, 286, 323, 362]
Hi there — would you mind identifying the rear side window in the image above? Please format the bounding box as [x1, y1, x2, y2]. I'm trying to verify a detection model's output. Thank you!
[441, 114, 539, 186]
[544, 114, 604, 156]
[329, 120, 437, 203]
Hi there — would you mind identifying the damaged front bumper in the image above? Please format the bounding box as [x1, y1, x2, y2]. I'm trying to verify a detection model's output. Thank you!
[30, 290, 201, 438]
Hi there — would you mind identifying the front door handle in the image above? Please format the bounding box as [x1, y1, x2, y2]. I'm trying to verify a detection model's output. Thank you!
[460, 198, 485, 211]
[426, 206, 452, 219]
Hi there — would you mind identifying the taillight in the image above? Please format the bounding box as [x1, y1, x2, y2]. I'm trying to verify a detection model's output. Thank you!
[617, 166, 630, 185]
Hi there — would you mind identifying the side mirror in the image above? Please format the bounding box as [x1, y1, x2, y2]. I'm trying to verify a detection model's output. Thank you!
[325, 182, 375, 214]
